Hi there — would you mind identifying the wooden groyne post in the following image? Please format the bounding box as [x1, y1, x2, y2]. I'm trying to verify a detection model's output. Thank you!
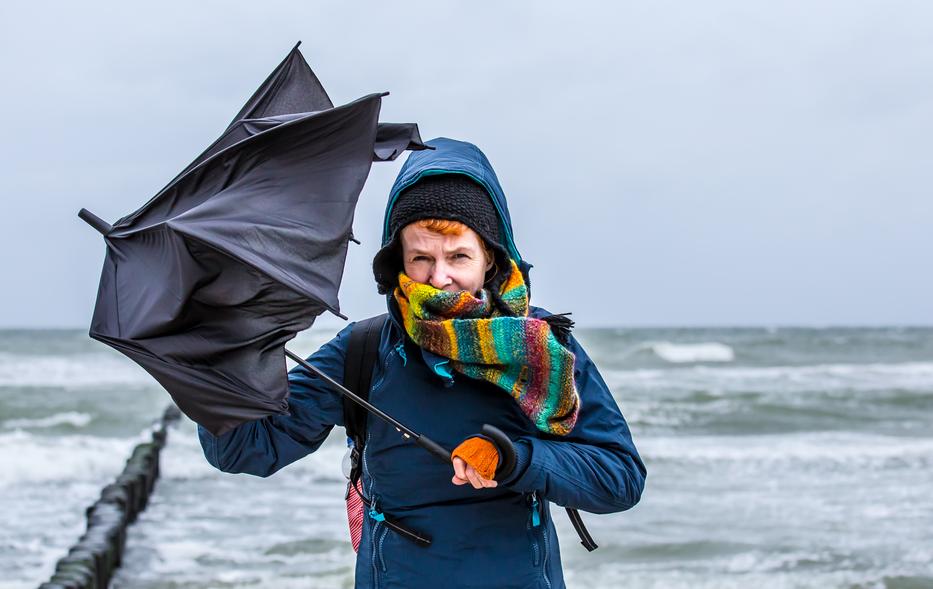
[38, 405, 182, 589]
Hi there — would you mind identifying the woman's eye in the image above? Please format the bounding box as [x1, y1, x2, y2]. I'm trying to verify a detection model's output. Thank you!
[453, 253, 470, 260]
[412, 256, 429, 262]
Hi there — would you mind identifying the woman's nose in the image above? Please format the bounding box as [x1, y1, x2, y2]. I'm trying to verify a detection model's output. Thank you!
[429, 261, 452, 289]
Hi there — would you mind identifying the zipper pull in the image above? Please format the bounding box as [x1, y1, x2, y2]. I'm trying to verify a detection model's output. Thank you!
[368, 506, 386, 522]
[530, 492, 541, 527]
[395, 341, 407, 366]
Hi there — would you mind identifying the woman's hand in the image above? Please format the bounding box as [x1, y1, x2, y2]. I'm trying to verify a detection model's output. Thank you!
[451, 456, 498, 489]
[450, 435, 500, 489]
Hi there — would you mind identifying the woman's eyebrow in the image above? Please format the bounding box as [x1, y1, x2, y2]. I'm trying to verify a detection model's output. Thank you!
[406, 245, 476, 256]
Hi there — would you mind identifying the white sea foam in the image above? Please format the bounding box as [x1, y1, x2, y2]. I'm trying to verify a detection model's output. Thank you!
[563, 559, 924, 589]
[0, 430, 148, 587]
[0, 430, 142, 486]
[615, 341, 736, 364]
[650, 342, 735, 363]
[0, 352, 152, 388]
[0, 327, 342, 391]
[3, 412, 93, 430]
[641, 431, 933, 466]
[110, 423, 355, 588]
[606, 361, 933, 394]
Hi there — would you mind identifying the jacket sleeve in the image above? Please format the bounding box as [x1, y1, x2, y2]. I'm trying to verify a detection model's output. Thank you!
[197, 324, 352, 477]
[502, 333, 647, 514]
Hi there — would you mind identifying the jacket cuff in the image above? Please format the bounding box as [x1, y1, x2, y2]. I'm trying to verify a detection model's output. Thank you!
[499, 438, 534, 487]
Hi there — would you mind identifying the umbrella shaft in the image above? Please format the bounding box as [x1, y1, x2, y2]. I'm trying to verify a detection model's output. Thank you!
[284, 348, 450, 463]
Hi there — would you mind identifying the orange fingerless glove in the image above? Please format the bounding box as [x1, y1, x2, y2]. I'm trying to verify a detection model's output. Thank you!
[451, 436, 499, 480]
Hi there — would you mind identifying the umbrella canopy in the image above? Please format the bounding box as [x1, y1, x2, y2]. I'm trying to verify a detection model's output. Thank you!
[81, 43, 427, 435]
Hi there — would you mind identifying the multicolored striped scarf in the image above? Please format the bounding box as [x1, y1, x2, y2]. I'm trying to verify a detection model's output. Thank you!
[393, 259, 579, 436]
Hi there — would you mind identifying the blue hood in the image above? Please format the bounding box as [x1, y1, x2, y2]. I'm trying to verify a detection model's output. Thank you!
[381, 137, 525, 264]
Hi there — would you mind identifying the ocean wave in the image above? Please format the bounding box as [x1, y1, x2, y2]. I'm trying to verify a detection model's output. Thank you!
[563, 558, 932, 589]
[605, 361, 933, 394]
[617, 341, 736, 364]
[0, 430, 143, 486]
[109, 423, 355, 587]
[0, 352, 152, 388]
[651, 342, 735, 363]
[641, 431, 933, 466]
[2, 411, 93, 430]
[0, 429, 149, 587]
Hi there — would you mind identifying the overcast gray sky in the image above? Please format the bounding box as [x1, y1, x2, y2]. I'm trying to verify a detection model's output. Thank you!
[1, 1, 930, 328]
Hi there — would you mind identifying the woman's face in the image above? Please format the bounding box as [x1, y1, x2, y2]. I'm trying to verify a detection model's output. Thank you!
[400, 223, 493, 295]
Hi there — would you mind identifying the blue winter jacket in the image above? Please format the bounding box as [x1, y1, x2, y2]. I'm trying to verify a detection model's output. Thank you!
[198, 138, 646, 589]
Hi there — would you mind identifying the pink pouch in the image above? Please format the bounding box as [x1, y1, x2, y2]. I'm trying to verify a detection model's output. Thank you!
[345, 479, 364, 552]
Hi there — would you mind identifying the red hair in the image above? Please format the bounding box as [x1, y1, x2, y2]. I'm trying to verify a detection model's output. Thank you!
[414, 219, 494, 261]
[414, 218, 468, 235]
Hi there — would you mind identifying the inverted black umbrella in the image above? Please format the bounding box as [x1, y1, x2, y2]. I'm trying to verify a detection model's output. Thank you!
[79, 43, 406, 431]
[79, 44, 516, 489]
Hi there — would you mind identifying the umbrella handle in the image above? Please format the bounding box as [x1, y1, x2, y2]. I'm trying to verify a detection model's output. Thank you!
[480, 424, 517, 482]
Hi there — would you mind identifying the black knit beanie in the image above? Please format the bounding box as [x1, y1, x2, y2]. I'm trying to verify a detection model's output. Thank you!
[372, 174, 512, 296]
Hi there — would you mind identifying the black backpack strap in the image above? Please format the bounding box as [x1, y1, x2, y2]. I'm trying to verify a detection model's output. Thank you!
[342, 314, 433, 547]
[342, 314, 388, 444]
[565, 507, 598, 551]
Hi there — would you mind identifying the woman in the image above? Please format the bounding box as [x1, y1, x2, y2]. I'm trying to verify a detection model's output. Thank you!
[198, 137, 646, 588]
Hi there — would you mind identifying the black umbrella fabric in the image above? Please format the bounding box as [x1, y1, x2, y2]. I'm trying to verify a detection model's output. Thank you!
[81, 43, 427, 436]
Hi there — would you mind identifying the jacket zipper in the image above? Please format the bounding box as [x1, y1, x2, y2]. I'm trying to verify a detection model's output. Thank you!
[539, 493, 552, 588]
[367, 499, 389, 573]
[365, 432, 381, 586]
[529, 491, 552, 587]
[377, 521, 389, 572]
[528, 492, 541, 567]
[363, 340, 405, 587]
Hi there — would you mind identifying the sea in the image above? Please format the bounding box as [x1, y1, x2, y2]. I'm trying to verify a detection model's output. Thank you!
[1, 327, 931, 589]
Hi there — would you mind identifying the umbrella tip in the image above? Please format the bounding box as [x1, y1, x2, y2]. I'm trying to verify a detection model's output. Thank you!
[78, 208, 113, 236]
[293, 40, 302, 50]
